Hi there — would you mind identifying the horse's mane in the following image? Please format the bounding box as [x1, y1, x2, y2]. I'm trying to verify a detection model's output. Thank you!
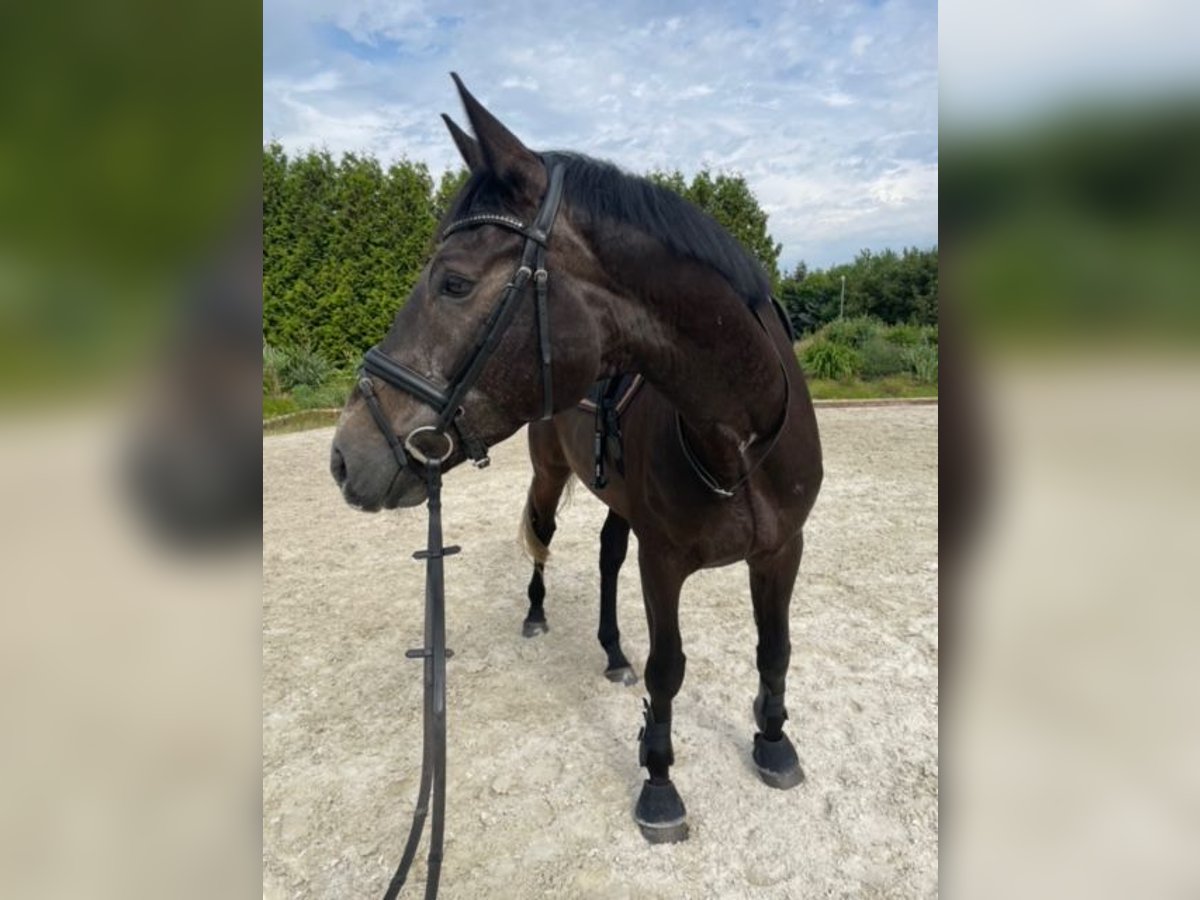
[446, 151, 771, 310]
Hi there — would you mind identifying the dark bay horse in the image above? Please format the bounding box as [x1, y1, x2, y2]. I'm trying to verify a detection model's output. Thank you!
[330, 75, 823, 843]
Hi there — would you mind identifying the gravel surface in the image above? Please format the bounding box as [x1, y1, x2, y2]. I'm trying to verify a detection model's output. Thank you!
[263, 405, 938, 899]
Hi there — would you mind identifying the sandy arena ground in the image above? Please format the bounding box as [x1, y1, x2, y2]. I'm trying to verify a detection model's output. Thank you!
[263, 405, 938, 899]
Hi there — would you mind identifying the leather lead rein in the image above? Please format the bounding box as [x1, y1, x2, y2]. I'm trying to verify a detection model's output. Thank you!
[360, 165, 567, 899]
[383, 458, 457, 900]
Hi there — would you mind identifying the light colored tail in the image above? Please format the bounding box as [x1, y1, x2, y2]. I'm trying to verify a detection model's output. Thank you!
[558, 475, 575, 512]
[518, 496, 550, 565]
[517, 476, 575, 564]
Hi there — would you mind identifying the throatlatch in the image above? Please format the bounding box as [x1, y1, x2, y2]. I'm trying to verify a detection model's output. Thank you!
[383, 458, 457, 900]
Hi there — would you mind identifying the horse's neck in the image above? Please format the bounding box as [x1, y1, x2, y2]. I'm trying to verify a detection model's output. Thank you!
[602, 258, 788, 475]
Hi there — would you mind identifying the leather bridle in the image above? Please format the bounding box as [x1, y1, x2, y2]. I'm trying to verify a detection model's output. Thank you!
[357, 163, 566, 471]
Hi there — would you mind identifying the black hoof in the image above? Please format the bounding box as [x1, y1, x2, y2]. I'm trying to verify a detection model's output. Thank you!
[522, 619, 548, 637]
[604, 666, 638, 686]
[634, 780, 689, 843]
[752, 732, 805, 790]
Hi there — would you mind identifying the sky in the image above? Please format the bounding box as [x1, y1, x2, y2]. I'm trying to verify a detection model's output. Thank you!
[940, 0, 1200, 128]
[263, 0, 938, 271]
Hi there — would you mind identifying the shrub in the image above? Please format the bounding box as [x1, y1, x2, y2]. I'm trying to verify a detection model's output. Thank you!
[293, 383, 348, 410]
[821, 315, 881, 349]
[279, 344, 331, 391]
[921, 325, 938, 347]
[292, 370, 356, 409]
[263, 344, 287, 396]
[802, 340, 862, 380]
[903, 346, 939, 384]
[860, 336, 909, 378]
[883, 323, 924, 347]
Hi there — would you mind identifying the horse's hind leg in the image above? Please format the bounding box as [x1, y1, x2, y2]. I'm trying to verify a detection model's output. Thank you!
[747, 535, 806, 789]
[598, 511, 636, 685]
[520, 422, 572, 637]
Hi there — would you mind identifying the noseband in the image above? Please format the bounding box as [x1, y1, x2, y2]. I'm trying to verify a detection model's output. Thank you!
[357, 164, 567, 471]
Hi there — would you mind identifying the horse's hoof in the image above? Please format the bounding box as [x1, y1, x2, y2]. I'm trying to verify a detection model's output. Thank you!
[634, 780, 689, 844]
[752, 732, 805, 790]
[604, 666, 638, 686]
[522, 619, 548, 638]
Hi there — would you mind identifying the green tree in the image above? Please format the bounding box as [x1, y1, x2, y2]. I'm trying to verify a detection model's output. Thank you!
[262, 148, 440, 363]
[263, 143, 934, 364]
[778, 247, 938, 334]
[433, 168, 470, 221]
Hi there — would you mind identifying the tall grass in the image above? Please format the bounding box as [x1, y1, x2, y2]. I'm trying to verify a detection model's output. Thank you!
[263, 343, 353, 418]
[902, 346, 939, 383]
[801, 341, 862, 380]
[797, 317, 938, 386]
[821, 316, 882, 349]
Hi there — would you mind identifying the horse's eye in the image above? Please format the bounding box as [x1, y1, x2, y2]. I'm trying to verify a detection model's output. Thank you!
[440, 273, 474, 299]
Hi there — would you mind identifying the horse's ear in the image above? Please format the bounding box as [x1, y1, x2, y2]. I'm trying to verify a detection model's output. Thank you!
[450, 72, 545, 196]
[441, 113, 483, 172]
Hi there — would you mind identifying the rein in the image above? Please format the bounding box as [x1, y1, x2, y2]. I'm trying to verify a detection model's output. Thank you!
[356, 165, 568, 899]
[675, 304, 793, 498]
[382, 452, 456, 900]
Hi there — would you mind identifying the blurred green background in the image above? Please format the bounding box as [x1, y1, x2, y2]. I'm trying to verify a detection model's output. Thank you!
[944, 98, 1200, 349]
[0, 0, 259, 401]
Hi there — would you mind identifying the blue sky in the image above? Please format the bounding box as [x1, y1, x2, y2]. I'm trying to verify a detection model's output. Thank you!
[263, 0, 937, 271]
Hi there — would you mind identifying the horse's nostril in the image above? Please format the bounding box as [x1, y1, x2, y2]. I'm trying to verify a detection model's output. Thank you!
[331, 446, 348, 486]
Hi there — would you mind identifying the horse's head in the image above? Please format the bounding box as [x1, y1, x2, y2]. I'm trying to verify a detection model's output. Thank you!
[331, 75, 604, 511]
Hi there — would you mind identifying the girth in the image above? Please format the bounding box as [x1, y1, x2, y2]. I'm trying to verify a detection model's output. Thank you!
[580, 374, 643, 489]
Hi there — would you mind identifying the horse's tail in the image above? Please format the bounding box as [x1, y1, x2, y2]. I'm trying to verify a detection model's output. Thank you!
[558, 475, 575, 513]
[518, 494, 550, 565]
[517, 476, 574, 565]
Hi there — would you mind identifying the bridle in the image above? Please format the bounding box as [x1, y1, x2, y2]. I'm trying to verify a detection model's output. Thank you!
[355, 164, 566, 900]
[356, 163, 566, 471]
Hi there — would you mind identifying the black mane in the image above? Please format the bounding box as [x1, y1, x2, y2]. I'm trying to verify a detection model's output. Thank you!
[446, 152, 771, 309]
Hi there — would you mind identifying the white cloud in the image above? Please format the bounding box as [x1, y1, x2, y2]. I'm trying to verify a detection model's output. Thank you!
[870, 162, 938, 208]
[265, 70, 342, 95]
[499, 76, 539, 91]
[331, 0, 433, 46]
[263, 0, 938, 268]
[819, 90, 858, 108]
[851, 33, 874, 57]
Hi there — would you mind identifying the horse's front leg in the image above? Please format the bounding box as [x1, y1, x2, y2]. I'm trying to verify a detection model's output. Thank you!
[747, 534, 806, 789]
[633, 543, 689, 843]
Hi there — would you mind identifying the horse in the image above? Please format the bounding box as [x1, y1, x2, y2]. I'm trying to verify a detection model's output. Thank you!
[330, 74, 823, 843]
